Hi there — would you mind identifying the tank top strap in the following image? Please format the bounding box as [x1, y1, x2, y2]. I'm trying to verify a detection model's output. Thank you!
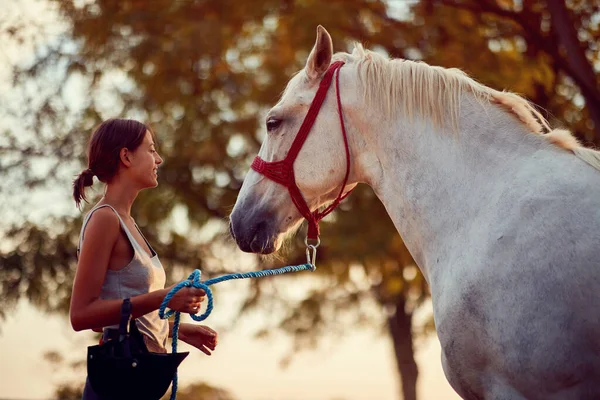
[77, 204, 146, 257]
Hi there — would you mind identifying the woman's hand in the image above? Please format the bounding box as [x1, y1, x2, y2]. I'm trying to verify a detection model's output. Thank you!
[179, 324, 218, 355]
[165, 286, 205, 314]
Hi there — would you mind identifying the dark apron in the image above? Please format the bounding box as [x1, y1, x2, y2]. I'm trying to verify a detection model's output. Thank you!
[82, 327, 179, 400]
[82, 330, 113, 400]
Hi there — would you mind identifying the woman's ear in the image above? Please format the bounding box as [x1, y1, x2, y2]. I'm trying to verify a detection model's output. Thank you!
[120, 148, 132, 167]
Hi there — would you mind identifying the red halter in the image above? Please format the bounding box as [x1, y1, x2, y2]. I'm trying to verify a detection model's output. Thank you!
[251, 61, 352, 241]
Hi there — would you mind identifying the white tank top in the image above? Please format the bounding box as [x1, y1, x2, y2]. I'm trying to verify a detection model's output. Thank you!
[78, 204, 169, 353]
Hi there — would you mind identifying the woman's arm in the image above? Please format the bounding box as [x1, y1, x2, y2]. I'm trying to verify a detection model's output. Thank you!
[70, 208, 168, 331]
[171, 322, 218, 355]
[70, 209, 204, 331]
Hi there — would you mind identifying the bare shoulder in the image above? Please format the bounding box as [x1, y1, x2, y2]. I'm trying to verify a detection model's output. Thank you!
[82, 207, 120, 246]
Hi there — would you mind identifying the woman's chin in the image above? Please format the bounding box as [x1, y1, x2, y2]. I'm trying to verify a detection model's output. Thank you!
[141, 178, 159, 189]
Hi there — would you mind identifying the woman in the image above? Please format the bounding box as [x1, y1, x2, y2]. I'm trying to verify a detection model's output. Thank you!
[70, 118, 217, 399]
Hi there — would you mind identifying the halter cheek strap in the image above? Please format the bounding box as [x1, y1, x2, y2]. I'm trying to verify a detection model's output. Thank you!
[251, 61, 352, 241]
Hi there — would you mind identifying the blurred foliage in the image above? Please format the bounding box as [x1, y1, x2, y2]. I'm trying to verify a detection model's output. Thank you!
[45, 348, 235, 400]
[52, 379, 235, 400]
[1, 1, 598, 399]
[55, 384, 84, 400]
[413, 0, 600, 144]
[161, 382, 237, 400]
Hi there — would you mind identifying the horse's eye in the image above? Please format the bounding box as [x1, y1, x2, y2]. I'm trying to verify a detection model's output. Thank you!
[266, 118, 282, 132]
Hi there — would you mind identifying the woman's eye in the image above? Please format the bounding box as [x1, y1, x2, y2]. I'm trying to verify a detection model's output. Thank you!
[266, 118, 282, 132]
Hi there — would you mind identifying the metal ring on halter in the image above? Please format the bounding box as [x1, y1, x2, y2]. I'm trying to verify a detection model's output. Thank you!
[304, 236, 321, 248]
[305, 244, 318, 271]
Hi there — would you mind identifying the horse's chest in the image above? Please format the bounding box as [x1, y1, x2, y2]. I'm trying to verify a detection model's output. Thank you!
[431, 273, 598, 399]
[433, 283, 496, 398]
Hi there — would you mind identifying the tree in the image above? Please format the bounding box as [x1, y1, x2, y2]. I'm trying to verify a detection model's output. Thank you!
[404, 0, 600, 145]
[1, 1, 597, 399]
[2, 2, 428, 399]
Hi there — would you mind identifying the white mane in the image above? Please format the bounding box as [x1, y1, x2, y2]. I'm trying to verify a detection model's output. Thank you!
[341, 44, 600, 171]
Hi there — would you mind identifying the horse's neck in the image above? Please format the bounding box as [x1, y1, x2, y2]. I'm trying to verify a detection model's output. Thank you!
[362, 95, 545, 282]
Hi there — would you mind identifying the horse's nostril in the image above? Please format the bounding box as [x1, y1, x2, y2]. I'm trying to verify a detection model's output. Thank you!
[255, 220, 266, 235]
[230, 208, 277, 254]
[229, 221, 236, 240]
[248, 221, 266, 250]
[249, 237, 262, 253]
[250, 224, 276, 254]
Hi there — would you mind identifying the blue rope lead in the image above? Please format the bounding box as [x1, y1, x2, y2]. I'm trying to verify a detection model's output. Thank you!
[158, 263, 315, 400]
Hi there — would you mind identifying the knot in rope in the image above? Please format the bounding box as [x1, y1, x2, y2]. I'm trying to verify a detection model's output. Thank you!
[159, 269, 214, 322]
[157, 263, 315, 400]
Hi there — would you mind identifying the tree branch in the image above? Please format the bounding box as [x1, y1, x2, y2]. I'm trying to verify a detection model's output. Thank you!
[432, 0, 600, 141]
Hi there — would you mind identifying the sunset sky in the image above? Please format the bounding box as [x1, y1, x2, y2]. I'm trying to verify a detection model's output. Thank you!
[0, 295, 460, 400]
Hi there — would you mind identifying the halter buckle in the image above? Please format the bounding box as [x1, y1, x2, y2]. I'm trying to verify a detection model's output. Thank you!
[305, 244, 318, 271]
[304, 236, 321, 248]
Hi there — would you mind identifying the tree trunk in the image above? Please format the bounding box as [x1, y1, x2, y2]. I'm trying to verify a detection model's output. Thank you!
[387, 294, 419, 400]
[546, 0, 600, 144]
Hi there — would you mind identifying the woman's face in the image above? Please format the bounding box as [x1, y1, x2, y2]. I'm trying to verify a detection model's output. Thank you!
[130, 130, 163, 188]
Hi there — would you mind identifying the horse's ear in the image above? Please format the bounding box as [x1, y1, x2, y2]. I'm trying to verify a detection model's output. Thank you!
[305, 25, 333, 81]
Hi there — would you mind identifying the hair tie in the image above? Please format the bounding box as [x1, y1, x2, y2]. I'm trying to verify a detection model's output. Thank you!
[84, 168, 95, 176]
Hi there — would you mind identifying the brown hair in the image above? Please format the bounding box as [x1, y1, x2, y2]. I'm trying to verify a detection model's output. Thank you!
[73, 118, 151, 208]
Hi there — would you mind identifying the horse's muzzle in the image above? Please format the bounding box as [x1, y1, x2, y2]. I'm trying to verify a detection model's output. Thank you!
[229, 207, 278, 254]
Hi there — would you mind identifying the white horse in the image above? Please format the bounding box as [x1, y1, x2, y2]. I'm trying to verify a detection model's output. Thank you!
[229, 26, 600, 399]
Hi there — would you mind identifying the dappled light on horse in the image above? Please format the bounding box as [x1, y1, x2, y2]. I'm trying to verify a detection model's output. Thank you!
[230, 25, 600, 399]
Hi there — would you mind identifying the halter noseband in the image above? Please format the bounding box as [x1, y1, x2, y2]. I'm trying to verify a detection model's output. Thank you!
[251, 61, 352, 242]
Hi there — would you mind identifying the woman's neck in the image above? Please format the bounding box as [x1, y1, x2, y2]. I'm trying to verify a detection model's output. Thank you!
[98, 178, 139, 218]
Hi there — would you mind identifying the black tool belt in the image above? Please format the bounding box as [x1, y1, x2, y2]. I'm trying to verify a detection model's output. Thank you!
[87, 299, 189, 400]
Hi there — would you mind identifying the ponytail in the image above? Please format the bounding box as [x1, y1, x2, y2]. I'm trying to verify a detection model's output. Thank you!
[75, 118, 149, 209]
[73, 168, 95, 208]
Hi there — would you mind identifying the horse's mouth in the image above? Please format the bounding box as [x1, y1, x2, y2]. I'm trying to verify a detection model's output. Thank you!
[229, 214, 279, 254]
[246, 226, 277, 254]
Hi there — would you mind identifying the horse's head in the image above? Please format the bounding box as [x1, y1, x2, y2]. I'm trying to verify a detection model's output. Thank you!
[229, 26, 360, 254]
